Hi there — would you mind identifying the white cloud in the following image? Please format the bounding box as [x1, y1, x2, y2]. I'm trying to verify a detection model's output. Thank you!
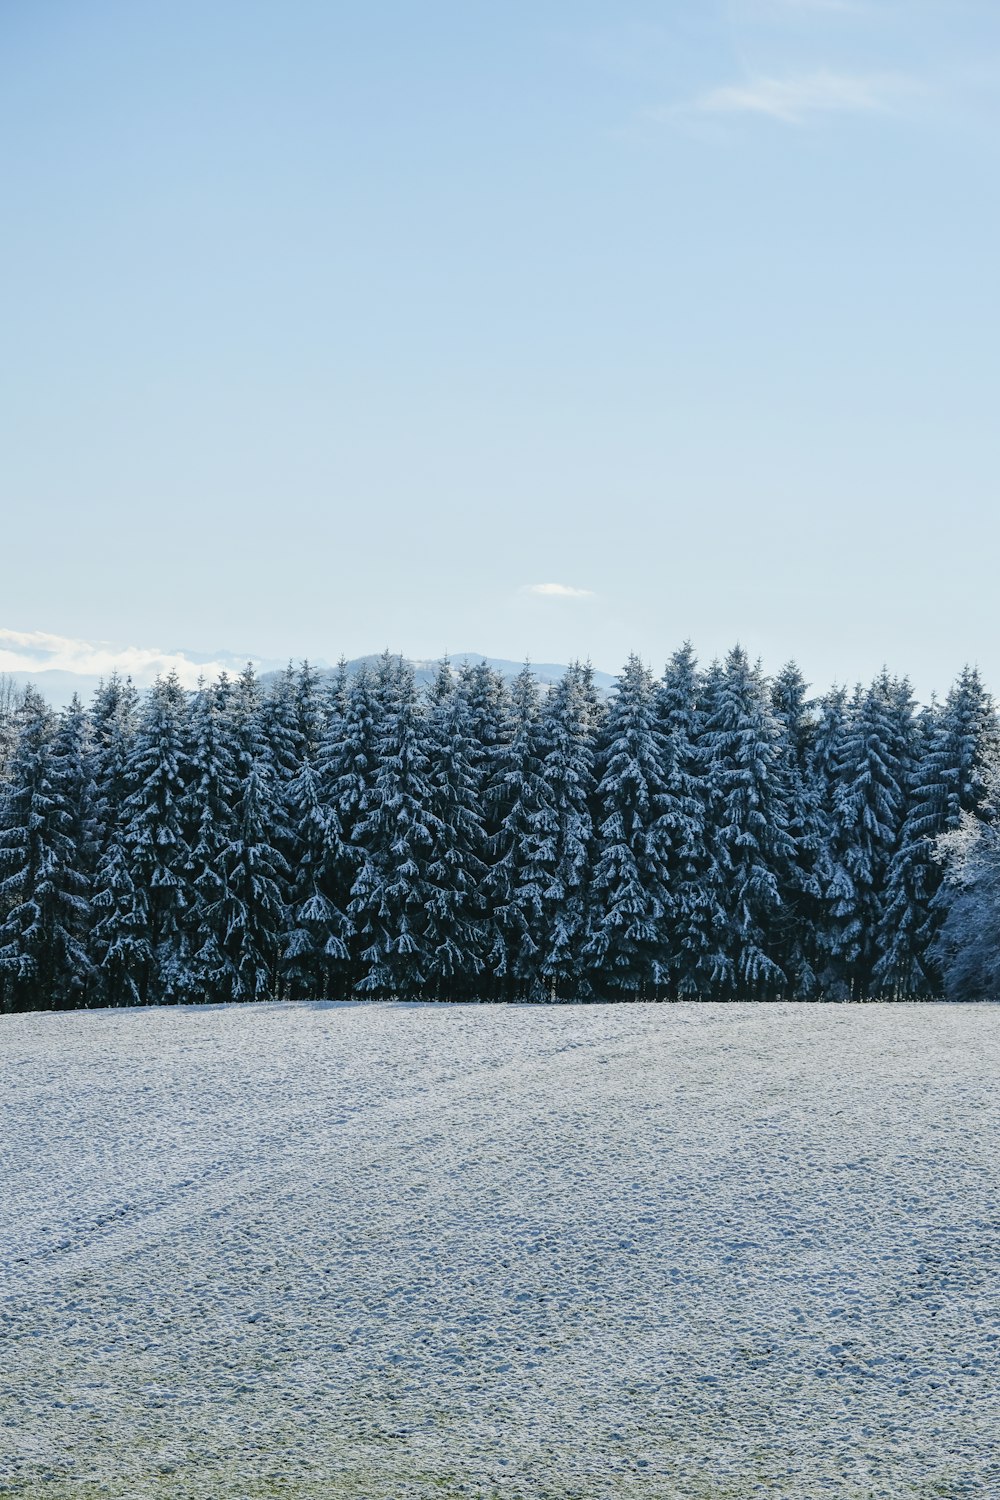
[0, 627, 249, 690]
[520, 583, 595, 599]
[689, 70, 911, 125]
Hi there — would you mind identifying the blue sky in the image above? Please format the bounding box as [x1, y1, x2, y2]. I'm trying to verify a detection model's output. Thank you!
[2, 0, 998, 699]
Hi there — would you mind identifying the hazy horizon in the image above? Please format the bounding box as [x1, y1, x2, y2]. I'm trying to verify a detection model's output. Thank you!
[0, 622, 990, 708]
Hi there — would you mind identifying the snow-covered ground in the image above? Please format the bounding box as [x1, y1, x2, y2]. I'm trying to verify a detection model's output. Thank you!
[1, 1003, 998, 1499]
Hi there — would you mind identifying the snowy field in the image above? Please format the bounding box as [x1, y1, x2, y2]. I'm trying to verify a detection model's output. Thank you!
[1, 1004, 998, 1499]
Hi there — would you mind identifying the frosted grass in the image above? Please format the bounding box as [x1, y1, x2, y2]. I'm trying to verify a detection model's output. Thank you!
[1, 1002, 998, 1498]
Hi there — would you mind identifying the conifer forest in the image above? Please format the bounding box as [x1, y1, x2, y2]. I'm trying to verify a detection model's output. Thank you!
[0, 646, 996, 1012]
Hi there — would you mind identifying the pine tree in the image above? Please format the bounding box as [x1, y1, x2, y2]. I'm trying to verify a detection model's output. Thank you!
[294, 661, 328, 763]
[173, 680, 241, 1000]
[877, 666, 998, 996]
[228, 662, 270, 778]
[88, 675, 143, 1006]
[316, 665, 380, 987]
[576, 659, 608, 743]
[930, 756, 1000, 1001]
[328, 658, 351, 719]
[115, 672, 193, 1004]
[584, 655, 670, 997]
[770, 662, 828, 997]
[701, 647, 795, 998]
[653, 643, 723, 997]
[57, 692, 100, 873]
[90, 674, 140, 840]
[321, 666, 379, 841]
[457, 660, 510, 844]
[422, 664, 488, 997]
[481, 664, 547, 998]
[282, 755, 352, 999]
[202, 757, 288, 1002]
[525, 663, 595, 1000]
[808, 685, 853, 996]
[261, 664, 305, 785]
[90, 831, 146, 1007]
[260, 661, 333, 985]
[0, 692, 95, 1011]
[349, 656, 441, 996]
[827, 672, 914, 999]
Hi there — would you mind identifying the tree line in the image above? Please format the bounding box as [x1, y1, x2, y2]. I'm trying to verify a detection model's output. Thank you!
[0, 646, 995, 1011]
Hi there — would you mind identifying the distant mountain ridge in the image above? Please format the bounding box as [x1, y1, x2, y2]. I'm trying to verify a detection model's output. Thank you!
[1, 648, 615, 708]
[274, 655, 616, 692]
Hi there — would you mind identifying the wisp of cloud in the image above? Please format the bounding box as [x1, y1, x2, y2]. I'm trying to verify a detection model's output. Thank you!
[521, 583, 595, 599]
[692, 69, 911, 125]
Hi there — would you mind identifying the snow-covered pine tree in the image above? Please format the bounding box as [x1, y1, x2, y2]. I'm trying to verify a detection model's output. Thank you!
[321, 666, 379, 841]
[230, 661, 294, 962]
[203, 755, 289, 1002]
[807, 684, 854, 996]
[525, 662, 595, 1000]
[421, 661, 488, 998]
[327, 657, 351, 720]
[349, 655, 441, 997]
[0, 691, 95, 1011]
[930, 750, 1000, 1000]
[259, 662, 330, 979]
[933, 666, 999, 824]
[261, 664, 304, 785]
[813, 684, 849, 789]
[652, 642, 723, 997]
[87, 674, 145, 1005]
[457, 660, 509, 747]
[424, 656, 454, 710]
[576, 659, 608, 743]
[282, 753, 352, 1000]
[294, 660, 328, 764]
[457, 659, 510, 842]
[826, 671, 915, 999]
[869, 700, 938, 998]
[481, 663, 547, 997]
[90, 828, 146, 1006]
[53, 695, 99, 1005]
[257, 661, 345, 1000]
[316, 664, 381, 987]
[90, 674, 139, 832]
[769, 662, 829, 997]
[876, 666, 998, 996]
[228, 662, 270, 776]
[54, 693, 100, 957]
[583, 655, 670, 997]
[115, 671, 193, 1004]
[171, 679, 241, 1000]
[700, 647, 795, 998]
